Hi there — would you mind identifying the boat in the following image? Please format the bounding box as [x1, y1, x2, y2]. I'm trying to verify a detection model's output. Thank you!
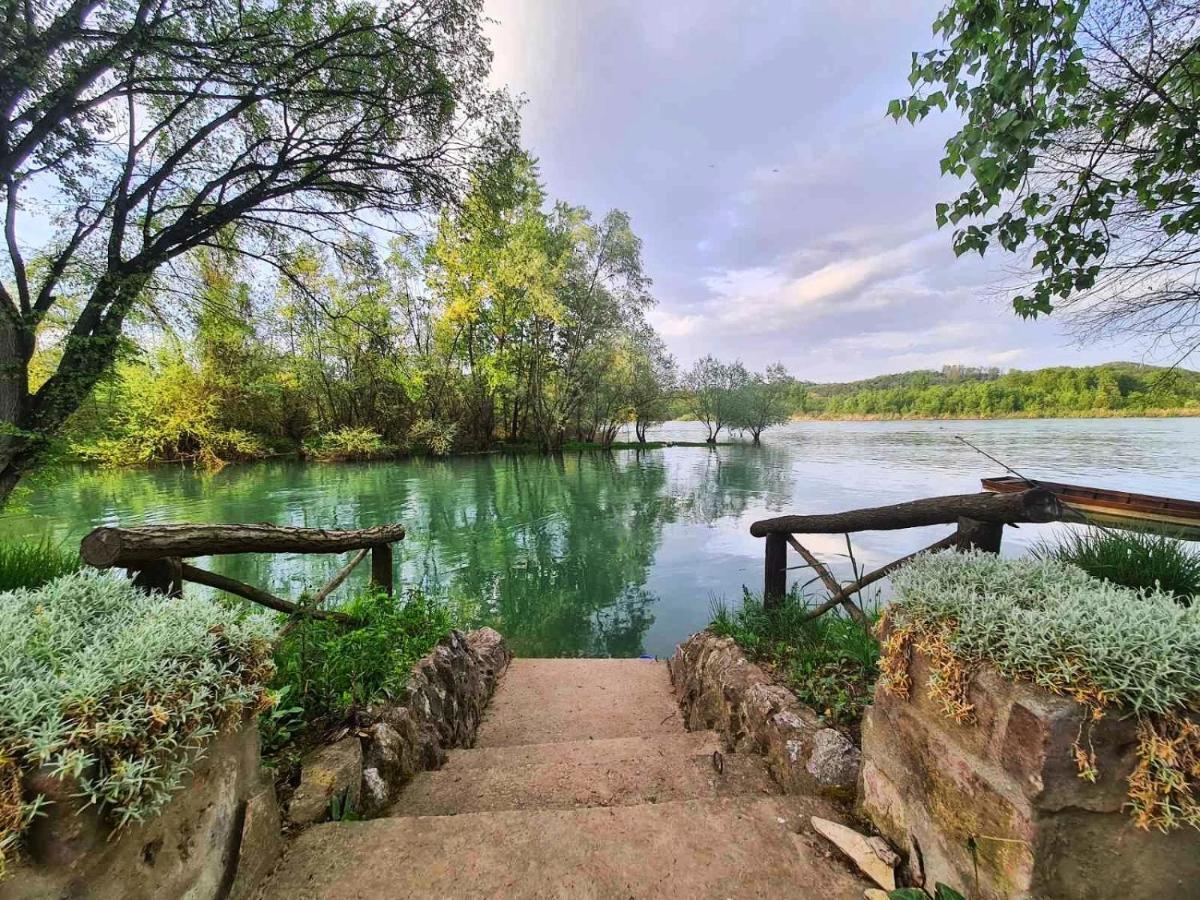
[981, 474, 1200, 540]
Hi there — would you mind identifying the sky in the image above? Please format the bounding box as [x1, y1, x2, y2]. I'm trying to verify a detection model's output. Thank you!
[483, 0, 1174, 382]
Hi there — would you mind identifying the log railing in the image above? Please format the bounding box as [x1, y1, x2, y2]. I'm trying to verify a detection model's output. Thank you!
[750, 489, 1062, 614]
[81, 523, 405, 625]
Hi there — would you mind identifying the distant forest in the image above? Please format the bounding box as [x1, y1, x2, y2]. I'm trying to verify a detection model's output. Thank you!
[788, 363, 1200, 419]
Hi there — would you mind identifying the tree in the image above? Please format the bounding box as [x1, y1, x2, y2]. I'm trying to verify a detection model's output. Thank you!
[734, 363, 793, 443]
[686, 356, 748, 443]
[895, 0, 1200, 354]
[626, 326, 678, 443]
[0, 0, 505, 503]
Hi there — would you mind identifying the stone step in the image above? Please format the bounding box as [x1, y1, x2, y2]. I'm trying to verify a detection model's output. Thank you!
[473, 658, 682, 747]
[389, 732, 779, 816]
[260, 796, 870, 899]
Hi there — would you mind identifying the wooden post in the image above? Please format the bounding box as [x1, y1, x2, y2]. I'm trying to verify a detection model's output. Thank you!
[370, 543, 393, 596]
[129, 557, 183, 597]
[764, 533, 788, 609]
[956, 517, 1004, 553]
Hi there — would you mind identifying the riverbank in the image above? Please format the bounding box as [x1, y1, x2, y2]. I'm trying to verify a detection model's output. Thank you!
[789, 407, 1200, 423]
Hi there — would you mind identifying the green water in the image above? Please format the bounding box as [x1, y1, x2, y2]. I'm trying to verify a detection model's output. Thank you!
[5, 419, 1200, 657]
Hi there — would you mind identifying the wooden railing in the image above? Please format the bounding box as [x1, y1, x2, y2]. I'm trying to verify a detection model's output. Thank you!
[81, 523, 406, 625]
[749, 489, 1063, 615]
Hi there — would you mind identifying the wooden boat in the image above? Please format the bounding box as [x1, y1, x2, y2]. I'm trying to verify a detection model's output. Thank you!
[981, 474, 1200, 540]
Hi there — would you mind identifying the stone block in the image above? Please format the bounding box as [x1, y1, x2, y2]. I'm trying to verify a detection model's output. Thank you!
[287, 735, 363, 827]
[859, 648, 1200, 899]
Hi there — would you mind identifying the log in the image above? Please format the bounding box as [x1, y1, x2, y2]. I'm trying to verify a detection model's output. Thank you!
[82, 523, 406, 567]
[179, 563, 359, 625]
[129, 557, 183, 598]
[956, 517, 1004, 553]
[371, 543, 393, 596]
[764, 533, 788, 609]
[803, 532, 957, 621]
[311, 548, 370, 606]
[749, 489, 1060, 538]
[785, 535, 865, 623]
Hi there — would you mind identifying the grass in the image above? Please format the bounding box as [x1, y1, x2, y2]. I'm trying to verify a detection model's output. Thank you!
[1034, 527, 1200, 605]
[263, 588, 469, 759]
[709, 587, 880, 736]
[0, 539, 81, 593]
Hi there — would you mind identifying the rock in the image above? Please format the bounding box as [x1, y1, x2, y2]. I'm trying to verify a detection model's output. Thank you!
[810, 816, 896, 891]
[361, 767, 390, 814]
[859, 630, 1200, 900]
[4, 724, 265, 900]
[228, 786, 283, 900]
[288, 735, 363, 827]
[863, 891, 890, 900]
[806, 728, 862, 790]
[358, 627, 512, 813]
[670, 631, 856, 798]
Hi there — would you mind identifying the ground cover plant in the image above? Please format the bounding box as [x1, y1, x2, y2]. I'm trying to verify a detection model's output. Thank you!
[882, 551, 1200, 832]
[1036, 527, 1200, 605]
[710, 588, 880, 735]
[0, 540, 80, 592]
[265, 588, 467, 756]
[0, 571, 276, 877]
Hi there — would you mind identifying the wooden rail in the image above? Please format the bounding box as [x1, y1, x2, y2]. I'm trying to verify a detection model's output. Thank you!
[751, 489, 1063, 612]
[81, 522, 404, 622]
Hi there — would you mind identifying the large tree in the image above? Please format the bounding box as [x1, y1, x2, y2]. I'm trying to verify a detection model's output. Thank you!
[896, 0, 1200, 355]
[0, 0, 505, 501]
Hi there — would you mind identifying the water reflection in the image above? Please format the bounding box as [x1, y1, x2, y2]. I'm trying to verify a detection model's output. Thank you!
[6, 418, 1200, 657]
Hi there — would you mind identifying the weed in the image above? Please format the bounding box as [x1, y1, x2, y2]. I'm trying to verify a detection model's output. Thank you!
[710, 587, 879, 735]
[0, 539, 81, 593]
[1035, 526, 1200, 605]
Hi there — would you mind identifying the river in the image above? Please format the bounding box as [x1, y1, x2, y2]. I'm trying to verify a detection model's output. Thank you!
[4, 418, 1198, 657]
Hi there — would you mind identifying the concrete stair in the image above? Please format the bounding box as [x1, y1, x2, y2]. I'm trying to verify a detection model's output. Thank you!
[260, 659, 870, 899]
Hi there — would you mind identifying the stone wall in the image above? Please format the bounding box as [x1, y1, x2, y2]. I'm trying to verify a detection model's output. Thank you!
[669, 631, 860, 797]
[3, 723, 279, 900]
[860, 643, 1200, 899]
[287, 627, 511, 825]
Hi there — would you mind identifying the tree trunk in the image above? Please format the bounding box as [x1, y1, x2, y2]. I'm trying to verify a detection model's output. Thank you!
[0, 312, 32, 505]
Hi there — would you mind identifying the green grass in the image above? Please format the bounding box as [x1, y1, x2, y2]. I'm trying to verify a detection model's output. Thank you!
[265, 588, 468, 756]
[709, 587, 879, 735]
[1035, 527, 1200, 605]
[0, 539, 81, 592]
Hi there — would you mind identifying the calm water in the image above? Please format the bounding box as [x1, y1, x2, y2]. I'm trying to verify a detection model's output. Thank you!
[5, 418, 1199, 658]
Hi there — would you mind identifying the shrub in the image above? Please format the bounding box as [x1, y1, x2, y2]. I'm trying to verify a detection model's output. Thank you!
[0, 571, 276, 875]
[305, 426, 390, 462]
[883, 550, 1200, 832]
[270, 589, 460, 728]
[406, 417, 457, 456]
[1035, 527, 1200, 605]
[710, 588, 879, 733]
[0, 540, 80, 592]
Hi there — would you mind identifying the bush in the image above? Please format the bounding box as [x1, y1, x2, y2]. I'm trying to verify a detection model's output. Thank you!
[0, 540, 80, 592]
[1035, 527, 1200, 605]
[0, 571, 276, 875]
[710, 588, 879, 733]
[406, 417, 457, 456]
[305, 426, 390, 462]
[884, 550, 1200, 831]
[269, 589, 460, 729]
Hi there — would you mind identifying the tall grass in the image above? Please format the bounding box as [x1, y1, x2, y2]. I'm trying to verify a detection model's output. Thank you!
[1035, 527, 1200, 605]
[0, 539, 81, 592]
[710, 587, 879, 734]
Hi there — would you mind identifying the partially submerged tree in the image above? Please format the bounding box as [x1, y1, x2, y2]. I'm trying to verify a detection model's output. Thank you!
[734, 363, 793, 443]
[895, 0, 1200, 356]
[686, 356, 748, 444]
[626, 327, 678, 443]
[0, 0, 505, 502]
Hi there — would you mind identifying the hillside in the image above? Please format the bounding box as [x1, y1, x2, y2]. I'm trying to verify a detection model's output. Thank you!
[793, 363, 1200, 419]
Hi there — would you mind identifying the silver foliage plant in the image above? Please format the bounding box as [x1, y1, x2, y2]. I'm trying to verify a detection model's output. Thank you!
[0, 570, 276, 856]
[890, 550, 1200, 716]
